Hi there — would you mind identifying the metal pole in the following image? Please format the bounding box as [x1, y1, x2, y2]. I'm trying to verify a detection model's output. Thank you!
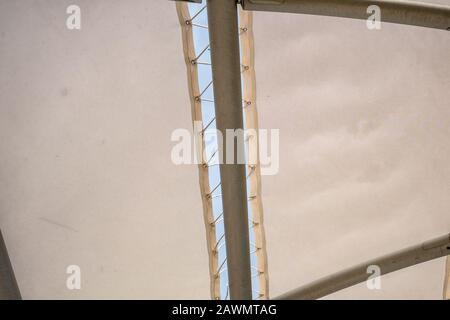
[206, 0, 252, 300]
[0, 229, 21, 300]
[444, 256, 450, 300]
[276, 233, 450, 300]
[241, 0, 450, 31]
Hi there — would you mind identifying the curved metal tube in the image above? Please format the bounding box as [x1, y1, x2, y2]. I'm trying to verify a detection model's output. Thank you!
[241, 0, 450, 31]
[276, 233, 450, 300]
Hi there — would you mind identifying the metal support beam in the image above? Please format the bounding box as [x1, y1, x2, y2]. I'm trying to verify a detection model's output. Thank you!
[276, 233, 450, 300]
[206, 0, 253, 299]
[241, 0, 450, 31]
[444, 256, 450, 299]
[0, 229, 21, 300]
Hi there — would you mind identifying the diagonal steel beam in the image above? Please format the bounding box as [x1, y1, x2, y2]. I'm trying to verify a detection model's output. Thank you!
[0, 229, 21, 300]
[276, 233, 450, 300]
[207, 0, 252, 300]
[241, 0, 450, 31]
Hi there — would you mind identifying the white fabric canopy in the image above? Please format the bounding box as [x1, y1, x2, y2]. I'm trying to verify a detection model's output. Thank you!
[0, 0, 209, 299]
[0, 0, 448, 299]
[253, 2, 450, 299]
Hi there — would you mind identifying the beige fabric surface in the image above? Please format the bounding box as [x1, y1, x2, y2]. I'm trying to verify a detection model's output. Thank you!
[176, 3, 219, 299]
[239, 9, 270, 299]
[0, 0, 209, 299]
[253, 3, 450, 299]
